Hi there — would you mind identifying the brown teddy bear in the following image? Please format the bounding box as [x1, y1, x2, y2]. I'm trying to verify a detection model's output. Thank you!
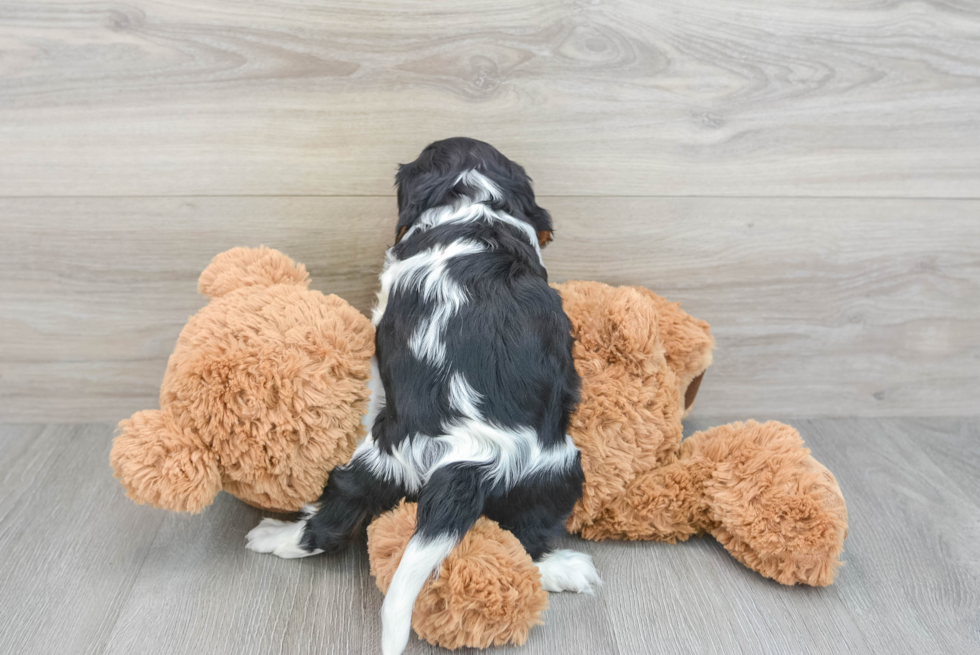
[111, 247, 848, 650]
[111, 246, 374, 513]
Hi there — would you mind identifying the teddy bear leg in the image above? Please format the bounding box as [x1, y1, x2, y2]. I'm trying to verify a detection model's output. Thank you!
[683, 421, 849, 586]
[368, 502, 550, 650]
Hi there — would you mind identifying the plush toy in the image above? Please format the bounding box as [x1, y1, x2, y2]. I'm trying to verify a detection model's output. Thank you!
[111, 247, 848, 650]
[110, 246, 374, 513]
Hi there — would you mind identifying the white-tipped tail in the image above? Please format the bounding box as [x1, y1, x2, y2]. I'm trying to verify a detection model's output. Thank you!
[381, 533, 457, 655]
[536, 549, 601, 593]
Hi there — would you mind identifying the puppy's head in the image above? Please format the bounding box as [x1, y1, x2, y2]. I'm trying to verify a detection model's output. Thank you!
[394, 137, 553, 247]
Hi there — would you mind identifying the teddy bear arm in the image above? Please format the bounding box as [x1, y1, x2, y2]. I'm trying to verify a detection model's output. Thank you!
[110, 409, 222, 513]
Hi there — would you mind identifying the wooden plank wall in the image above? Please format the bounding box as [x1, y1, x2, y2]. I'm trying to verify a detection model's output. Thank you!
[1, 0, 978, 422]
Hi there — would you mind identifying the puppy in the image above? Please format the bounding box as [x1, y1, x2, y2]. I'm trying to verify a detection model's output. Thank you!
[247, 137, 600, 655]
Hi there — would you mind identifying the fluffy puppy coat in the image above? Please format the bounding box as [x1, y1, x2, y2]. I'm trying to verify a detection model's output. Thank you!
[246, 138, 599, 655]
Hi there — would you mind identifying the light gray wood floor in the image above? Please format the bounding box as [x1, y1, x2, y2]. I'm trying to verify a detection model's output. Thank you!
[2, 418, 978, 655]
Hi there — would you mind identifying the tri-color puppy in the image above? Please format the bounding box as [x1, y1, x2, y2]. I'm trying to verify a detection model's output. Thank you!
[246, 137, 600, 655]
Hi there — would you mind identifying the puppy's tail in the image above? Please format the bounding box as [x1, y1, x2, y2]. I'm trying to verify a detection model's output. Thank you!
[381, 465, 484, 655]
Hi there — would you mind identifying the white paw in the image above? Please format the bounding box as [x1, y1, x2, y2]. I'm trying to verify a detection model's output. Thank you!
[245, 518, 322, 559]
[536, 549, 601, 594]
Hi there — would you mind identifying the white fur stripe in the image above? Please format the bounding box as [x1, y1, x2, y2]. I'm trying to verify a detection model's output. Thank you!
[379, 241, 481, 314]
[361, 355, 385, 432]
[381, 533, 457, 655]
[408, 310, 450, 365]
[435, 421, 578, 488]
[398, 173, 544, 266]
[455, 169, 502, 201]
[447, 372, 483, 419]
[350, 430, 579, 494]
[373, 240, 485, 366]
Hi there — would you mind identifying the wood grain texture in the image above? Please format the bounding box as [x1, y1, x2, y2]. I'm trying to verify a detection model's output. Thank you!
[1, 0, 979, 197]
[907, 417, 980, 506]
[2, 419, 978, 654]
[793, 417, 980, 655]
[2, 0, 978, 649]
[2, 196, 977, 422]
[549, 196, 980, 420]
[0, 424, 165, 655]
[100, 495, 369, 655]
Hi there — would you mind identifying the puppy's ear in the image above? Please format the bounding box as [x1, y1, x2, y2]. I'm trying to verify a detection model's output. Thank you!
[526, 203, 553, 248]
[394, 153, 457, 237]
[395, 226, 408, 244]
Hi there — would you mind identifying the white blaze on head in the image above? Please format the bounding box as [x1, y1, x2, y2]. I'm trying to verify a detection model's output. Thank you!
[454, 169, 502, 202]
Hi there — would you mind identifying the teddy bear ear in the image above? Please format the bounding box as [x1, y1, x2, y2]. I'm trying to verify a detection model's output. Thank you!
[110, 409, 222, 513]
[197, 246, 311, 299]
[627, 286, 715, 414]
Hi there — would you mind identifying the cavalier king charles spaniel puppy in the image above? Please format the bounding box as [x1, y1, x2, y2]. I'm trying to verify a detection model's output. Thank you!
[247, 137, 599, 655]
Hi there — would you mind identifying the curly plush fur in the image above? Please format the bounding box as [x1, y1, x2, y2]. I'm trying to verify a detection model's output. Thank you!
[368, 501, 549, 650]
[111, 247, 375, 513]
[556, 281, 846, 587]
[558, 281, 689, 539]
[680, 420, 848, 586]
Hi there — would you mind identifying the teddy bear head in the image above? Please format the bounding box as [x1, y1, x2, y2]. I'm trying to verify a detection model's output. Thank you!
[554, 280, 714, 537]
[110, 247, 375, 513]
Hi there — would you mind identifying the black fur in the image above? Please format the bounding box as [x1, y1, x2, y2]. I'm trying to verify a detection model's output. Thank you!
[394, 136, 553, 242]
[302, 137, 583, 562]
[300, 458, 403, 553]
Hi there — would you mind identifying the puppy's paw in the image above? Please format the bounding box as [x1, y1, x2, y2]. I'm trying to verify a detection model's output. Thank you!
[245, 518, 322, 559]
[536, 549, 601, 594]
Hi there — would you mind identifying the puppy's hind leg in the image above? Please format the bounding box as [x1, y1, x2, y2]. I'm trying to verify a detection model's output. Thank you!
[487, 465, 601, 594]
[246, 457, 402, 559]
[508, 507, 601, 594]
[535, 549, 601, 594]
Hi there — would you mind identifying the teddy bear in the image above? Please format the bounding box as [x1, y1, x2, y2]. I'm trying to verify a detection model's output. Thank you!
[110, 246, 374, 513]
[111, 247, 848, 650]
